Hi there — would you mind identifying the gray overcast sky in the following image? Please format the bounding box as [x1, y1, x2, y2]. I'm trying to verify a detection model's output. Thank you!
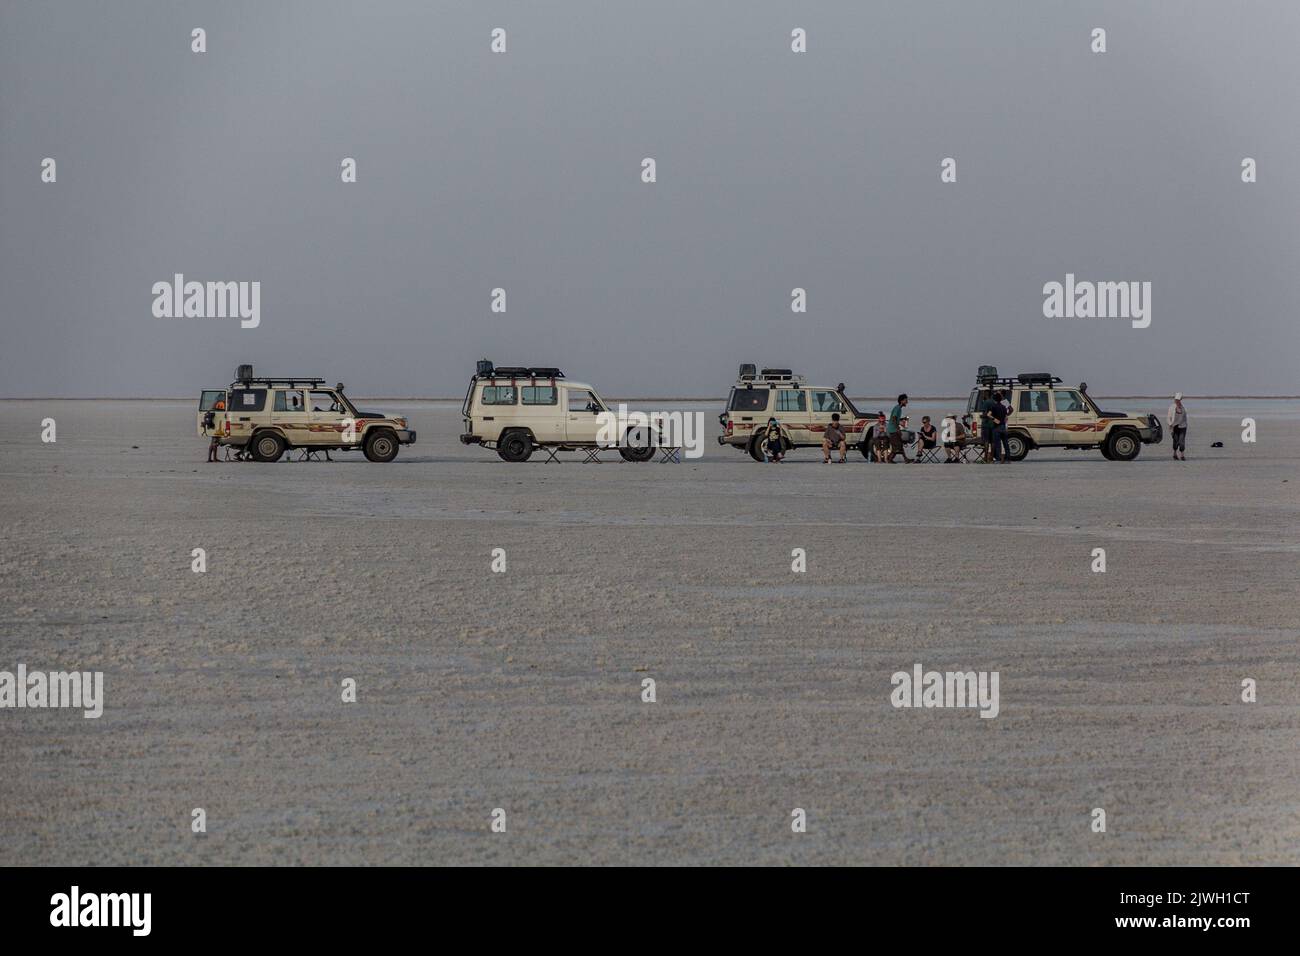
[2, 1, 1298, 397]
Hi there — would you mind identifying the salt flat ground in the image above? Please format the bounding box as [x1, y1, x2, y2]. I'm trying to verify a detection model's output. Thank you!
[1, 399, 1297, 866]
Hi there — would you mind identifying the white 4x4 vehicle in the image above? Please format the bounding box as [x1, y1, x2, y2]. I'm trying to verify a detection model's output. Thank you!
[459, 361, 656, 462]
[198, 365, 416, 462]
[968, 368, 1162, 461]
[718, 365, 908, 460]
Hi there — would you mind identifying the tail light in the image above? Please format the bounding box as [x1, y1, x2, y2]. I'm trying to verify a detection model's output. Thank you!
[224, 418, 230, 436]
[724, 420, 733, 436]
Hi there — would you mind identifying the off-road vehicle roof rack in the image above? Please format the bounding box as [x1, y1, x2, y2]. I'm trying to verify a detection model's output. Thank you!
[230, 364, 328, 388]
[974, 365, 1063, 389]
[737, 363, 806, 386]
[474, 359, 565, 381]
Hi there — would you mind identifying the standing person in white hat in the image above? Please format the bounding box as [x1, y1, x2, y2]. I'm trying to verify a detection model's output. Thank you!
[1167, 393, 1188, 460]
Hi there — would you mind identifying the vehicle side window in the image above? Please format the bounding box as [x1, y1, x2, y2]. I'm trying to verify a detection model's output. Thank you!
[776, 389, 806, 412]
[567, 389, 599, 412]
[967, 391, 980, 415]
[1019, 390, 1050, 413]
[1054, 390, 1085, 413]
[811, 390, 843, 413]
[481, 386, 517, 405]
[274, 389, 305, 412]
[229, 388, 266, 411]
[200, 390, 225, 411]
[521, 386, 557, 405]
[729, 389, 768, 412]
[310, 390, 344, 414]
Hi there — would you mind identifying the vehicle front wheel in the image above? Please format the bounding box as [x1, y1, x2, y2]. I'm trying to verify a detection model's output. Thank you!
[363, 429, 399, 462]
[860, 429, 878, 460]
[497, 431, 533, 463]
[1005, 433, 1030, 462]
[747, 434, 766, 462]
[1106, 430, 1140, 461]
[251, 431, 285, 462]
[620, 427, 656, 462]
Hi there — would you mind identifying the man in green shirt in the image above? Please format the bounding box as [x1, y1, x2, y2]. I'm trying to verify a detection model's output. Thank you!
[886, 394, 910, 462]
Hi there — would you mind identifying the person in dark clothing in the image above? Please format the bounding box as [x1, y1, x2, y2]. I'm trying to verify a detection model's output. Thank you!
[762, 417, 785, 462]
[979, 390, 1001, 462]
[914, 415, 938, 461]
[990, 395, 1011, 462]
[823, 413, 847, 463]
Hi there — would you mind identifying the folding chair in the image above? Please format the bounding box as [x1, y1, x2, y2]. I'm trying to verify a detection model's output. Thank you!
[541, 445, 563, 464]
[915, 444, 941, 464]
[580, 446, 603, 463]
[658, 446, 682, 463]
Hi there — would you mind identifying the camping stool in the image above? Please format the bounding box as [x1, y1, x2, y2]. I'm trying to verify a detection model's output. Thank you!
[541, 445, 563, 464]
[580, 446, 603, 464]
[658, 446, 682, 463]
[915, 445, 941, 464]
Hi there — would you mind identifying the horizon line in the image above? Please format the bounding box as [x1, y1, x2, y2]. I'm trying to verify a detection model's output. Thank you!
[2, 394, 1298, 402]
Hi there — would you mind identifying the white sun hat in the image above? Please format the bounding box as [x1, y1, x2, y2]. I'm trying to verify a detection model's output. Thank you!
[1174, 392, 1183, 400]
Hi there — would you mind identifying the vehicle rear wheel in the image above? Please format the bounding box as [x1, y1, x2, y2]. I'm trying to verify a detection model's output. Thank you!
[363, 429, 399, 462]
[251, 431, 285, 462]
[1106, 430, 1140, 461]
[497, 431, 533, 463]
[1005, 433, 1030, 462]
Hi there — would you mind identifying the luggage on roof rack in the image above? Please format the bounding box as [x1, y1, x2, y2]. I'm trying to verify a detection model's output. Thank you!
[485, 365, 565, 379]
[738, 363, 757, 380]
[1017, 372, 1060, 385]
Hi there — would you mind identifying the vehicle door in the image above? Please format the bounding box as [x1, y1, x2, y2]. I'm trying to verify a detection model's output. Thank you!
[519, 382, 563, 444]
[808, 388, 847, 446]
[272, 388, 312, 446]
[309, 389, 355, 447]
[1050, 388, 1099, 445]
[727, 386, 770, 443]
[198, 389, 226, 437]
[564, 386, 603, 443]
[1015, 387, 1053, 444]
[225, 386, 268, 445]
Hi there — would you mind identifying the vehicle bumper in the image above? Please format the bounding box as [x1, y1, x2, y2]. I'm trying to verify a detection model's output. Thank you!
[460, 433, 479, 445]
[396, 429, 417, 445]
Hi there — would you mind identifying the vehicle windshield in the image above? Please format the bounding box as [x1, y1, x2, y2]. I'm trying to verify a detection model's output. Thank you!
[840, 392, 863, 418]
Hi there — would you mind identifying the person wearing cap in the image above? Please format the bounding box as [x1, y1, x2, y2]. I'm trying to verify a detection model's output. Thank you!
[1167, 393, 1188, 461]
